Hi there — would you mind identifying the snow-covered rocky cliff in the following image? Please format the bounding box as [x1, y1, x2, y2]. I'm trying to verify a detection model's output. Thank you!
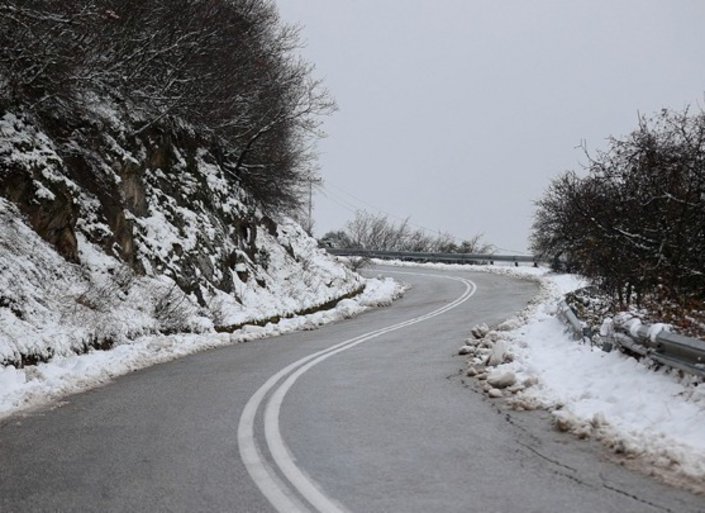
[0, 107, 364, 368]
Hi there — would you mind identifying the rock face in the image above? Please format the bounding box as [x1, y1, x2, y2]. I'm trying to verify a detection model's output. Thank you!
[0, 124, 80, 262]
[1, 109, 275, 295]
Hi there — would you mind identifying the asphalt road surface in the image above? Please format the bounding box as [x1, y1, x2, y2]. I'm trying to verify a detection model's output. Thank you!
[1, 266, 704, 513]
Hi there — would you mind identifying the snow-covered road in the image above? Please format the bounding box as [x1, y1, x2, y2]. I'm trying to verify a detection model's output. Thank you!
[1, 266, 703, 513]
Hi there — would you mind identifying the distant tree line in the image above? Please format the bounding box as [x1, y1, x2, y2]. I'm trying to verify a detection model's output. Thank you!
[531, 108, 705, 307]
[322, 210, 494, 254]
[0, 0, 332, 213]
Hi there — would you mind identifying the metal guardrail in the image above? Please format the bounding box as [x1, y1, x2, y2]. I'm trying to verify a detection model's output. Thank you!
[326, 248, 539, 265]
[558, 300, 705, 378]
[557, 300, 591, 342]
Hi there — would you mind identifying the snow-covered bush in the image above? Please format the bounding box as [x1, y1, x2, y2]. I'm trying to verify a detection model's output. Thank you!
[532, 107, 705, 319]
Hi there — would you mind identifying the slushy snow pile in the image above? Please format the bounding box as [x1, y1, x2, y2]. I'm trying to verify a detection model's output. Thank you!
[377, 259, 705, 487]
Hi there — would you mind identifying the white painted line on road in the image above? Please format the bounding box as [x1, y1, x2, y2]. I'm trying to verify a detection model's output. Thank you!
[238, 273, 477, 513]
[238, 370, 316, 513]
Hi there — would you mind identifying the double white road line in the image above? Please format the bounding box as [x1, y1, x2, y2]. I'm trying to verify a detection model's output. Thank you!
[237, 271, 478, 513]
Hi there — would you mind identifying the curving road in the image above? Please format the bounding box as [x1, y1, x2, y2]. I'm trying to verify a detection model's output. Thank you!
[1, 266, 704, 513]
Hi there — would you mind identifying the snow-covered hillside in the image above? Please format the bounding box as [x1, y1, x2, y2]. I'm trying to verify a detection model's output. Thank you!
[0, 106, 375, 371]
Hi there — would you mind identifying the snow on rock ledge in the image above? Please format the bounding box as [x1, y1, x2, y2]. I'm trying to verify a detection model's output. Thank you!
[0, 96, 409, 419]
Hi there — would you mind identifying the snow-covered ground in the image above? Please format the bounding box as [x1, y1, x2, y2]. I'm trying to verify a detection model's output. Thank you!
[495, 274, 705, 489]
[0, 275, 404, 419]
[374, 259, 705, 490]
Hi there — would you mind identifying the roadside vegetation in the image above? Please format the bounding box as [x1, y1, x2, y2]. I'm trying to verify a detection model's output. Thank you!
[322, 210, 494, 254]
[532, 107, 705, 335]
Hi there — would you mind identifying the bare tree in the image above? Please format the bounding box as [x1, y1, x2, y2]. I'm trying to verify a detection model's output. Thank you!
[0, 0, 334, 215]
[338, 210, 492, 254]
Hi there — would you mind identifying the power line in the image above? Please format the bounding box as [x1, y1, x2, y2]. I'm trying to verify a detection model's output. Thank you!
[315, 185, 361, 216]
[318, 183, 453, 238]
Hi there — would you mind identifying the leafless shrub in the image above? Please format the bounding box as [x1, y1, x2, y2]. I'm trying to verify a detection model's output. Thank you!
[324, 210, 493, 253]
[152, 282, 194, 333]
[74, 263, 136, 311]
[208, 294, 227, 328]
[75, 277, 118, 313]
[0, 0, 334, 215]
[346, 256, 370, 272]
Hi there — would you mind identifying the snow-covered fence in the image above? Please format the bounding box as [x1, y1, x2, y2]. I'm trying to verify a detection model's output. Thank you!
[558, 300, 705, 379]
[326, 248, 539, 266]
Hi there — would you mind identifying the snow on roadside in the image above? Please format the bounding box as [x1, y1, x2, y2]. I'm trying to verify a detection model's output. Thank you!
[0, 277, 405, 420]
[371, 259, 705, 487]
[492, 284, 705, 485]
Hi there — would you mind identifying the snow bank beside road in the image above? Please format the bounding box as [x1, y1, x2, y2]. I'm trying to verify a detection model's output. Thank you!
[487, 284, 705, 487]
[470, 268, 705, 488]
[373, 259, 705, 488]
[0, 277, 405, 420]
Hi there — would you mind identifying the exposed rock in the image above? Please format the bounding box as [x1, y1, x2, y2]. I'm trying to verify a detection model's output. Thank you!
[117, 159, 148, 216]
[0, 109, 364, 368]
[261, 215, 278, 237]
[1, 167, 79, 262]
[458, 345, 474, 355]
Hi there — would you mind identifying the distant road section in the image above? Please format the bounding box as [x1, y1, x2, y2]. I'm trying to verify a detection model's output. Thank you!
[326, 248, 540, 265]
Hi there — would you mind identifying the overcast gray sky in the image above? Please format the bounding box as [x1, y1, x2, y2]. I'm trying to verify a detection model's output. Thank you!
[276, 0, 705, 253]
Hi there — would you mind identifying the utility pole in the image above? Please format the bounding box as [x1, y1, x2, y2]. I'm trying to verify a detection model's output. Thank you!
[305, 175, 321, 236]
[308, 179, 313, 235]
